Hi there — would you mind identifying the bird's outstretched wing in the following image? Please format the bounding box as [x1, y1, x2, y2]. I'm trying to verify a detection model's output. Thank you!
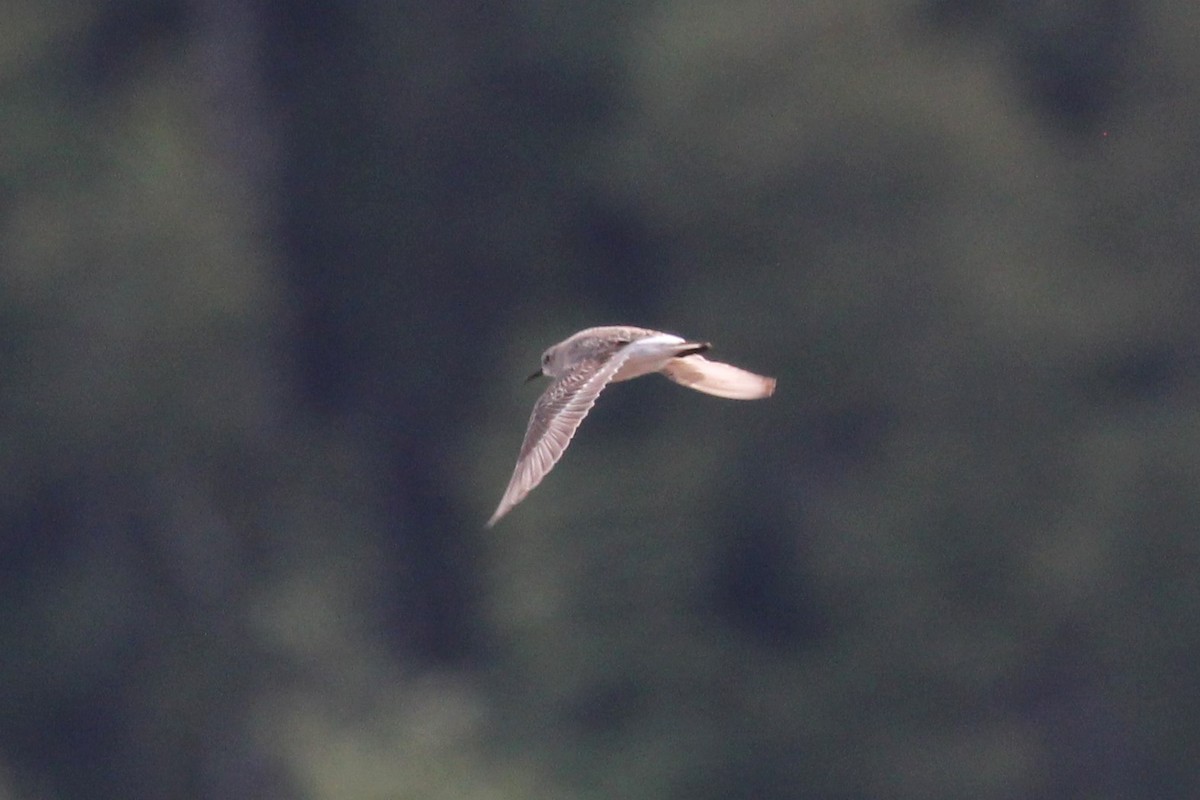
[661, 354, 776, 399]
[487, 345, 636, 527]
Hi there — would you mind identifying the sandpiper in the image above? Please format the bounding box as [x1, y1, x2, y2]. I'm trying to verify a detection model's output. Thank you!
[487, 325, 775, 526]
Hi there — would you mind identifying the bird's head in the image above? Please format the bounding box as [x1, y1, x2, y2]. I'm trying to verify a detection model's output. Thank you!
[528, 343, 567, 381]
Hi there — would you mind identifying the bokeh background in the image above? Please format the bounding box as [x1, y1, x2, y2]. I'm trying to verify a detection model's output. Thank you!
[3, 1, 1199, 798]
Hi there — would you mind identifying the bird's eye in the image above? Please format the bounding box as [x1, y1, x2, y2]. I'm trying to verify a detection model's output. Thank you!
[542, 353, 550, 365]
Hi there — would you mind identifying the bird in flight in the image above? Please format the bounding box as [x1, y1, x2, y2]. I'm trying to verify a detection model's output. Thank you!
[487, 325, 776, 526]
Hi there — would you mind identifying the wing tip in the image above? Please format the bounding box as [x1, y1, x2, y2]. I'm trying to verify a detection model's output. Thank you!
[486, 495, 518, 527]
[486, 493, 517, 527]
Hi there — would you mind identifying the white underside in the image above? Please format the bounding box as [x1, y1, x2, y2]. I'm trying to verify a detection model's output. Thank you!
[611, 334, 688, 382]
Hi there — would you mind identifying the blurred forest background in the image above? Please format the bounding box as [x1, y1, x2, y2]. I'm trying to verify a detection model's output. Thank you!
[2, 0, 1199, 798]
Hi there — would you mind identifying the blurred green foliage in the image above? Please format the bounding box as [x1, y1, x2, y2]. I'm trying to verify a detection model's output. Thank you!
[1, 1, 1198, 798]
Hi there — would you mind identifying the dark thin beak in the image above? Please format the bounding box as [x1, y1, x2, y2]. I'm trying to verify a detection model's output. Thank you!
[525, 369, 544, 383]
